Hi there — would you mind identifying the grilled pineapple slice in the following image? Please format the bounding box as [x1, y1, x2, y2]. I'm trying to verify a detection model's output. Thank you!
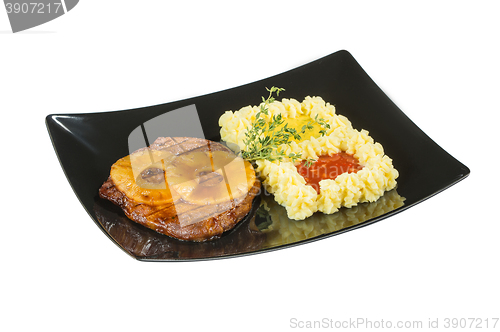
[110, 149, 180, 206]
[168, 150, 256, 205]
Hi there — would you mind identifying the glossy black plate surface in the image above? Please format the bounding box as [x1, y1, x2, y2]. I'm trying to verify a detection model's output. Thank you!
[46, 50, 469, 261]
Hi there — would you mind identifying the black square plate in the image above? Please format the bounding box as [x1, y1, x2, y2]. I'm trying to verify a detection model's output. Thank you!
[46, 50, 469, 261]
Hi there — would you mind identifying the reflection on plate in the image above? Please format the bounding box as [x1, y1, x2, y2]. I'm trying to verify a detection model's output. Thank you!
[93, 189, 405, 260]
[46, 50, 470, 261]
[93, 196, 265, 260]
[257, 189, 405, 248]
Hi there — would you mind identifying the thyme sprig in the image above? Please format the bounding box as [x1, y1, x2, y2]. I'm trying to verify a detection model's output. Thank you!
[303, 158, 316, 168]
[240, 87, 330, 166]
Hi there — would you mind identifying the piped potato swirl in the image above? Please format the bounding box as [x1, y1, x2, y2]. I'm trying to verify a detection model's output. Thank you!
[219, 96, 399, 220]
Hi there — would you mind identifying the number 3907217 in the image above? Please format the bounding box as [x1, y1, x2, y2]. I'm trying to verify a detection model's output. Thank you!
[5, 2, 62, 14]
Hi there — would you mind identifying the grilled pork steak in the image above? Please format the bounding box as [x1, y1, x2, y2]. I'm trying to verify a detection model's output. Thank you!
[99, 137, 260, 242]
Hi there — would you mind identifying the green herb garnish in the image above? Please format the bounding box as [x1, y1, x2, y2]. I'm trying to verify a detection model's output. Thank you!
[240, 87, 330, 166]
[314, 114, 331, 136]
[304, 158, 317, 168]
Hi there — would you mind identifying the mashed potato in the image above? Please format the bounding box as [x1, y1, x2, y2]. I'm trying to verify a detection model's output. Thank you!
[219, 96, 399, 220]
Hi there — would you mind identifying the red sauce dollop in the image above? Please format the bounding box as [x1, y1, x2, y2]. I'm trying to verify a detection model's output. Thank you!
[295, 153, 363, 194]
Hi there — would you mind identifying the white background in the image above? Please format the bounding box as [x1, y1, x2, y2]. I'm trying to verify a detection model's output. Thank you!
[1, 1, 499, 331]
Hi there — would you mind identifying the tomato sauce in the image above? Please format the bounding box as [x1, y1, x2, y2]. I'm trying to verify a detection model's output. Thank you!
[295, 153, 363, 194]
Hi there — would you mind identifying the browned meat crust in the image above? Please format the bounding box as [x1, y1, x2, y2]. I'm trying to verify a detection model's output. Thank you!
[99, 137, 260, 242]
